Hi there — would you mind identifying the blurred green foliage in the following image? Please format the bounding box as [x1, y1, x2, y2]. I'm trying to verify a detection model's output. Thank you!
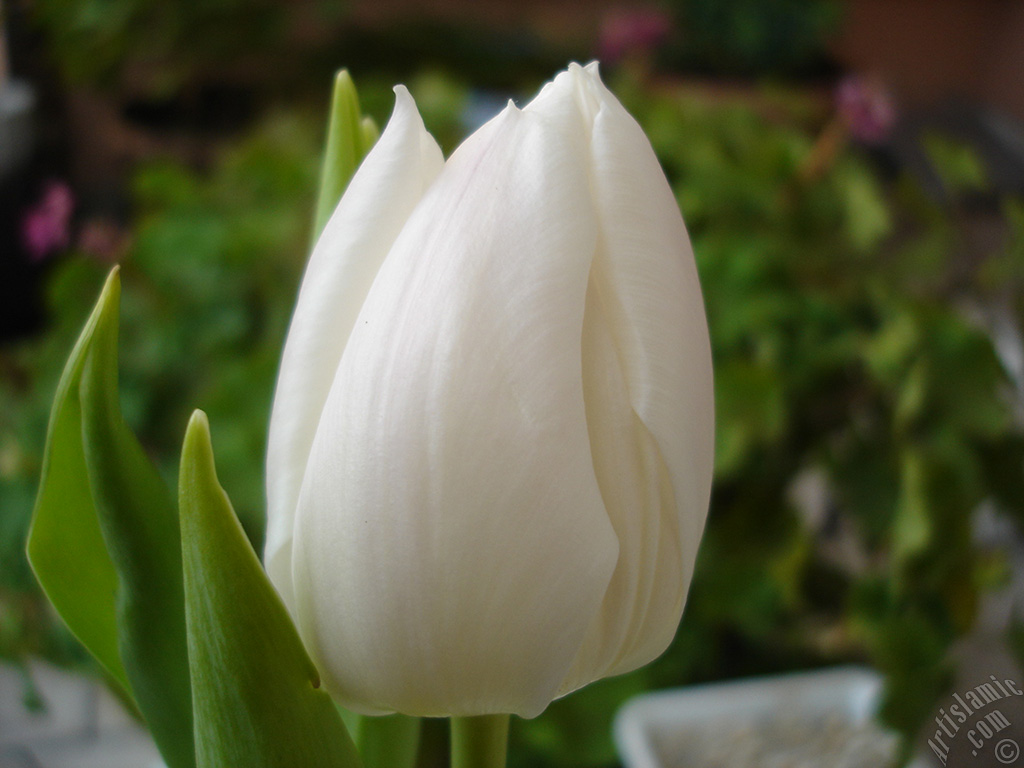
[666, 0, 842, 77]
[30, 0, 293, 93]
[0, 112, 320, 669]
[2, 62, 1024, 768]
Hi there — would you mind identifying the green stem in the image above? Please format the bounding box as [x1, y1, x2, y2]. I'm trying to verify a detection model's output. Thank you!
[450, 715, 510, 768]
[356, 713, 422, 768]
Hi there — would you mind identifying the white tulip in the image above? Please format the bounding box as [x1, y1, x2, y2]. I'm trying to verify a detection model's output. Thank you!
[265, 62, 714, 719]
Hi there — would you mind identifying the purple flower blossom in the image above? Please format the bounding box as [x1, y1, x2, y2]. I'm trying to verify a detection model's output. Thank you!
[836, 76, 896, 145]
[21, 181, 74, 261]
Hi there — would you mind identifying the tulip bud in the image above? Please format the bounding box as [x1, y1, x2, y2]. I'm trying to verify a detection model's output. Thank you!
[265, 62, 714, 719]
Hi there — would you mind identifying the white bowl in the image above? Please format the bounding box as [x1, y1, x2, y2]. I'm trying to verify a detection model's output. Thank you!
[613, 666, 927, 768]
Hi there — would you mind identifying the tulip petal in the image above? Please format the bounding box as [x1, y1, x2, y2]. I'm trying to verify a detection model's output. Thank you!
[556, 276, 681, 695]
[566, 64, 714, 685]
[292, 100, 619, 719]
[265, 87, 444, 613]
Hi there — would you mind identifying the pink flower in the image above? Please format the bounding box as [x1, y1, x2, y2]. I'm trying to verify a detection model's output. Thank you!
[598, 6, 673, 65]
[21, 182, 75, 261]
[836, 76, 896, 145]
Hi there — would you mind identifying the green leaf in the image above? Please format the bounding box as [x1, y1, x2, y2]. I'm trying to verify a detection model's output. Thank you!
[360, 116, 380, 157]
[79, 270, 196, 768]
[28, 268, 195, 767]
[713, 360, 785, 478]
[27, 268, 129, 692]
[312, 69, 375, 241]
[451, 715, 508, 768]
[892, 448, 931, 566]
[836, 161, 891, 252]
[351, 714, 421, 768]
[179, 410, 362, 768]
[922, 132, 989, 197]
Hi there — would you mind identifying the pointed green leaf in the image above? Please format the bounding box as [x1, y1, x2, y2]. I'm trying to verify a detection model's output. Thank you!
[359, 115, 380, 156]
[78, 271, 195, 768]
[179, 411, 362, 768]
[27, 269, 128, 691]
[312, 69, 375, 242]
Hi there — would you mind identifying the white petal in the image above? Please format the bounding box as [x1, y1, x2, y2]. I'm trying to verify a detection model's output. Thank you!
[524, 62, 601, 131]
[590, 71, 713, 582]
[556, 277, 681, 694]
[291, 100, 618, 718]
[264, 87, 444, 614]
[559, 66, 715, 689]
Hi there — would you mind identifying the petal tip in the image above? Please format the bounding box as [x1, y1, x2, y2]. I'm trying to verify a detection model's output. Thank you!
[392, 83, 414, 107]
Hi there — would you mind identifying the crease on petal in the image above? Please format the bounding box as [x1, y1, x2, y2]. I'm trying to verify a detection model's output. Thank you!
[586, 89, 714, 577]
[557, 271, 686, 697]
[292, 101, 618, 718]
[264, 86, 444, 614]
[558, 66, 714, 692]
[556, 274, 655, 694]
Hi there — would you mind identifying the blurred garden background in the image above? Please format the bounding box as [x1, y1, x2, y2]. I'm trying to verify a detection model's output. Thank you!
[2, 0, 1024, 765]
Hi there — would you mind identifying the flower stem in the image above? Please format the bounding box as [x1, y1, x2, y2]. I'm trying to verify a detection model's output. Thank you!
[352, 713, 421, 768]
[450, 715, 509, 768]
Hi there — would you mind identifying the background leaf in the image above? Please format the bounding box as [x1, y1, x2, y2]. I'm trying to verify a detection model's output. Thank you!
[312, 69, 378, 241]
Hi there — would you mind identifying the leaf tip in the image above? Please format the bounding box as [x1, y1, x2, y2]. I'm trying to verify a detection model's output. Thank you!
[360, 116, 379, 154]
[99, 265, 122, 305]
[334, 68, 355, 92]
[187, 408, 210, 432]
[183, 409, 212, 454]
[181, 409, 216, 485]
